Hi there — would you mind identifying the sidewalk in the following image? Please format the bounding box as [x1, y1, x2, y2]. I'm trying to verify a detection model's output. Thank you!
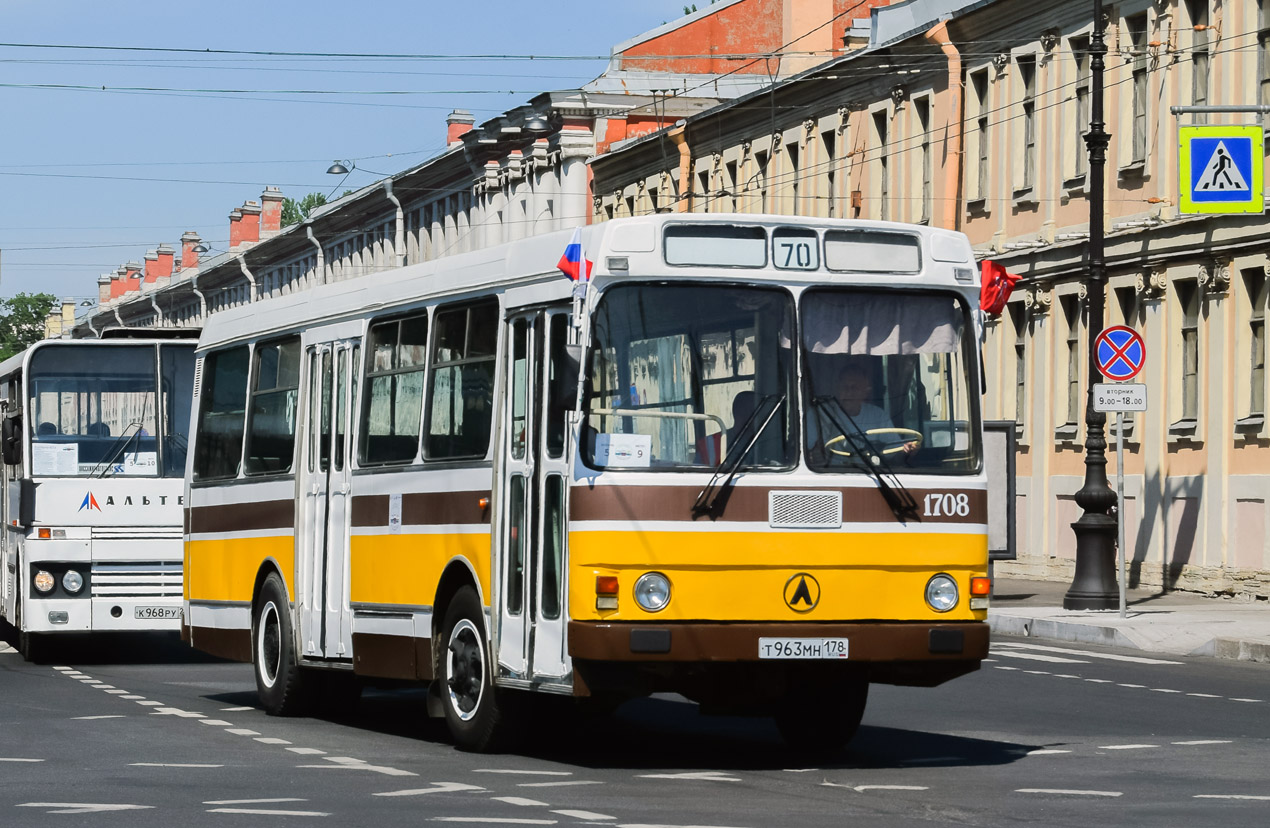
[988, 577, 1270, 663]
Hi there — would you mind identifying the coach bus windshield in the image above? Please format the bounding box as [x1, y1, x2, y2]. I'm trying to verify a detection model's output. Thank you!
[802, 290, 979, 475]
[27, 344, 195, 478]
[583, 283, 797, 470]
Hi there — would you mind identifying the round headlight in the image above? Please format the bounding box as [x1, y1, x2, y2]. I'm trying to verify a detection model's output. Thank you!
[925, 574, 959, 613]
[633, 572, 671, 612]
[33, 570, 55, 593]
[62, 570, 83, 594]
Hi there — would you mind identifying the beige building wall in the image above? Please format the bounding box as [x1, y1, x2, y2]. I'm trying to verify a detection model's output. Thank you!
[591, 0, 1270, 598]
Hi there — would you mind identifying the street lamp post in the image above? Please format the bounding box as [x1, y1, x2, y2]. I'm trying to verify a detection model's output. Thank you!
[1065, 0, 1120, 610]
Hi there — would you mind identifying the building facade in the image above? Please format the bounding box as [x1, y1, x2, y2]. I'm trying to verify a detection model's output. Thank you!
[590, 0, 1270, 599]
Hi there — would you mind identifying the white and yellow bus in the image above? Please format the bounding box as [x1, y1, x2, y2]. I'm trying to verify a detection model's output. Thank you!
[184, 214, 990, 752]
[1, 335, 196, 661]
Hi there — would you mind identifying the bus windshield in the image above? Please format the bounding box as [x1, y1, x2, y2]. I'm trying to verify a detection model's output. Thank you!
[802, 290, 979, 475]
[28, 344, 195, 478]
[584, 283, 797, 470]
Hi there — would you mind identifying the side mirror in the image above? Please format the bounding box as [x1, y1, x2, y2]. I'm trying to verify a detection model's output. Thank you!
[550, 344, 582, 415]
[2, 414, 22, 467]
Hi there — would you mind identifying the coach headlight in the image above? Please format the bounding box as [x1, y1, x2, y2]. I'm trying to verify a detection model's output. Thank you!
[925, 574, 959, 613]
[33, 570, 55, 594]
[62, 570, 84, 594]
[634, 572, 671, 612]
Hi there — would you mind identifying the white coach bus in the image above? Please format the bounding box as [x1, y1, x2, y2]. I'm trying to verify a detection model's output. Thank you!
[0, 334, 197, 661]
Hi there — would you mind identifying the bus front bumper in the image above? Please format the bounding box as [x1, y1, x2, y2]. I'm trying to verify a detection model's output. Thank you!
[23, 598, 184, 634]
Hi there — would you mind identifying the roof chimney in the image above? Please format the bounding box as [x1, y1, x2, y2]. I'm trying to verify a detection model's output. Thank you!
[261, 187, 284, 238]
[123, 262, 142, 296]
[181, 231, 202, 271]
[229, 201, 262, 249]
[155, 244, 175, 286]
[98, 274, 113, 306]
[447, 109, 475, 146]
[143, 250, 160, 285]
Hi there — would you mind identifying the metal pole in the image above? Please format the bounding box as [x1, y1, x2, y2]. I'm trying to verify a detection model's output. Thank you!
[1065, 0, 1120, 610]
[1117, 412, 1126, 618]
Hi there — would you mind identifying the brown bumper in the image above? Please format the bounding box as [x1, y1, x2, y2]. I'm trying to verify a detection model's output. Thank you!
[568, 620, 989, 663]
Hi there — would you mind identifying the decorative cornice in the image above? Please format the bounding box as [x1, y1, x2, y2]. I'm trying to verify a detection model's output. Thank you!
[1199, 258, 1231, 296]
[1023, 287, 1052, 317]
[1135, 267, 1168, 299]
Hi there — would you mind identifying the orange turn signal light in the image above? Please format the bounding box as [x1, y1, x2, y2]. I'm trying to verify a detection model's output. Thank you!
[37, 527, 51, 539]
[970, 577, 991, 596]
[596, 575, 619, 596]
[478, 497, 490, 510]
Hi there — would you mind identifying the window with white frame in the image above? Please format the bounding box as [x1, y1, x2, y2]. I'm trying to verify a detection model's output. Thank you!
[1128, 13, 1149, 162]
[1188, 0, 1210, 123]
[820, 131, 835, 218]
[1009, 302, 1027, 434]
[1246, 268, 1267, 418]
[971, 69, 990, 203]
[1177, 280, 1201, 424]
[914, 97, 932, 223]
[872, 110, 889, 221]
[1060, 294, 1081, 429]
[1017, 55, 1037, 191]
[1073, 37, 1090, 178]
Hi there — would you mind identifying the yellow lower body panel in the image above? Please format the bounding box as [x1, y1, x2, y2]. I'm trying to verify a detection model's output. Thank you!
[186, 535, 296, 603]
[349, 532, 491, 608]
[568, 530, 988, 623]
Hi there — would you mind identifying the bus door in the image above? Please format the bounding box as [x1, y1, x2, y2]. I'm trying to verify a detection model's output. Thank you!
[496, 307, 572, 683]
[298, 336, 359, 661]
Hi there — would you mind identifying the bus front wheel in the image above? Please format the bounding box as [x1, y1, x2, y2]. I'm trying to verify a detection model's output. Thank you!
[439, 586, 514, 752]
[15, 600, 45, 664]
[774, 676, 868, 755]
[253, 572, 314, 716]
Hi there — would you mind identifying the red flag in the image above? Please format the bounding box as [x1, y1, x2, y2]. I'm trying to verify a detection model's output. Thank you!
[980, 260, 1021, 316]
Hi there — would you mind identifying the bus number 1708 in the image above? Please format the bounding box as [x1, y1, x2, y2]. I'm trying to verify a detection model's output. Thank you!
[923, 492, 971, 518]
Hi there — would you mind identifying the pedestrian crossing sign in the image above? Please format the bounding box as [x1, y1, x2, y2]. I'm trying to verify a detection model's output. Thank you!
[1179, 124, 1264, 214]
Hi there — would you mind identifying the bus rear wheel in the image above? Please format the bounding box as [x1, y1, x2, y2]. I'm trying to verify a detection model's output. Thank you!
[439, 586, 515, 752]
[253, 572, 314, 716]
[774, 676, 868, 755]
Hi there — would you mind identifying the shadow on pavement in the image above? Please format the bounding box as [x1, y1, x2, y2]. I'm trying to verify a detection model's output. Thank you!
[0, 623, 225, 666]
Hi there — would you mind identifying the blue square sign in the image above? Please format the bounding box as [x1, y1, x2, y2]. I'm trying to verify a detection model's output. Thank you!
[1179, 125, 1264, 214]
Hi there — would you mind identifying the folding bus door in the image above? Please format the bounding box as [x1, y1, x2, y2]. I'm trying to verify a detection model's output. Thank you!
[298, 337, 359, 661]
[495, 307, 571, 683]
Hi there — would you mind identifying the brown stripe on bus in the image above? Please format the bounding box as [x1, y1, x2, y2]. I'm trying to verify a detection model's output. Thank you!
[187, 499, 296, 534]
[569, 486, 987, 524]
[349, 491, 492, 527]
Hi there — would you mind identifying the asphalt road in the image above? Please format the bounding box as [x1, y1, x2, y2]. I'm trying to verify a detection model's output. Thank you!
[1, 629, 1267, 828]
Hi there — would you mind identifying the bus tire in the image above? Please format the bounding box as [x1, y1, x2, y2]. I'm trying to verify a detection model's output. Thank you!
[253, 572, 314, 716]
[439, 586, 514, 752]
[774, 676, 868, 755]
[15, 600, 45, 664]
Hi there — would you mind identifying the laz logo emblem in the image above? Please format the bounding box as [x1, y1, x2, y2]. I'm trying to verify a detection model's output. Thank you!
[783, 573, 821, 613]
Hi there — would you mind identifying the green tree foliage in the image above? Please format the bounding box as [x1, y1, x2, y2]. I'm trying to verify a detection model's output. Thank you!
[0, 292, 58, 360]
[281, 192, 329, 227]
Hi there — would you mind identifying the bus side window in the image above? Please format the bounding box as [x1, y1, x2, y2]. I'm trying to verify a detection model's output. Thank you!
[193, 346, 251, 481]
[360, 314, 427, 465]
[425, 299, 498, 460]
[244, 337, 302, 476]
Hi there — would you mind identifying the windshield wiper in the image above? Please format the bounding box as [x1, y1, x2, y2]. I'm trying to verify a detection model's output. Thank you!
[810, 395, 919, 523]
[692, 394, 785, 520]
[92, 421, 145, 478]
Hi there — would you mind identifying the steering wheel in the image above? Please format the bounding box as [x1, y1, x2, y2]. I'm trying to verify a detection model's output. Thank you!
[825, 428, 924, 457]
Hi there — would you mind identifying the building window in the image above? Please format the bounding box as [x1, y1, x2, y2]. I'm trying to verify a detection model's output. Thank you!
[1128, 13, 1149, 161]
[971, 69, 990, 202]
[1018, 55, 1037, 191]
[820, 132, 836, 218]
[914, 97, 932, 223]
[1178, 280, 1200, 422]
[1248, 269, 1267, 416]
[1061, 295, 1081, 428]
[1073, 37, 1090, 178]
[754, 149, 770, 212]
[1189, 1, 1210, 123]
[787, 143, 800, 216]
[1009, 303, 1027, 432]
[872, 110, 889, 221]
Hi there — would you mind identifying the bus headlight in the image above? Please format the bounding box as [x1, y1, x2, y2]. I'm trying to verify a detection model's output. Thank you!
[62, 570, 84, 594]
[634, 572, 671, 612]
[33, 570, 55, 593]
[925, 574, 959, 613]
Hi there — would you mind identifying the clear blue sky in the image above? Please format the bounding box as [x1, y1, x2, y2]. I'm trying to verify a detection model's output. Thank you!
[0, 0, 695, 302]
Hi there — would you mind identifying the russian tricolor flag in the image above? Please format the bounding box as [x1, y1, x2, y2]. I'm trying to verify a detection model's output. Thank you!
[557, 227, 593, 282]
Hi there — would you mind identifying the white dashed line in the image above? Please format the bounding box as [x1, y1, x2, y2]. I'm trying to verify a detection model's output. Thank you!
[287, 747, 326, 755]
[208, 808, 331, 816]
[375, 783, 486, 797]
[121, 695, 145, 700]
[73, 715, 125, 720]
[852, 785, 929, 792]
[1150, 689, 1182, 694]
[1026, 749, 1072, 756]
[225, 728, 261, 736]
[552, 810, 616, 821]
[0, 758, 44, 763]
[135, 701, 164, 706]
[638, 772, 740, 782]
[993, 652, 1088, 664]
[1054, 674, 1080, 679]
[1024, 670, 1051, 675]
[1193, 794, 1270, 801]
[1230, 698, 1263, 703]
[151, 708, 206, 718]
[1016, 789, 1122, 797]
[993, 643, 1183, 665]
[220, 706, 255, 712]
[199, 720, 234, 726]
[95, 685, 116, 690]
[131, 763, 223, 768]
[430, 820, 556, 825]
[255, 737, 292, 745]
[1085, 679, 1114, 683]
[298, 757, 415, 777]
[473, 770, 572, 776]
[104, 690, 130, 695]
[993, 666, 1019, 671]
[493, 797, 549, 807]
[1187, 693, 1221, 699]
[517, 781, 604, 788]
[1118, 684, 1146, 689]
[1099, 744, 1158, 750]
[204, 799, 308, 805]
[1173, 740, 1233, 746]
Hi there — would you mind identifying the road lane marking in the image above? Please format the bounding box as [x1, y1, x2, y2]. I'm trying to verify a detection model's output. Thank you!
[1024, 670, 1051, 675]
[1085, 679, 1114, 683]
[19, 803, 155, 814]
[299, 757, 415, 777]
[552, 810, 616, 820]
[375, 783, 486, 797]
[73, 715, 125, 720]
[1025, 749, 1072, 756]
[1187, 693, 1221, 698]
[208, 808, 330, 816]
[1173, 740, 1233, 746]
[431, 820, 556, 825]
[204, 799, 308, 805]
[131, 763, 223, 768]
[1015, 789, 1122, 797]
[287, 747, 326, 755]
[151, 708, 206, 717]
[255, 737, 292, 745]
[1193, 794, 1270, 801]
[1150, 689, 1182, 694]
[225, 728, 261, 736]
[94, 685, 116, 690]
[135, 700, 163, 706]
[494, 797, 549, 806]
[638, 772, 741, 782]
[990, 652, 1088, 664]
[473, 769, 572, 776]
[1231, 698, 1263, 703]
[992, 643, 1183, 665]
[518, 781, 604, 788]
[104, 690, 130, 695]
[1117, 684, 1146, 689]
[221, 706, 255, 711]
[1054, 674, 1080, 679]
[614, 824, 751, 828]
[121, 695, 145, 700]
[852, 785, 929, 792]
[1098, 744, 1158, 750]
[199, 720, 234, 726]
[993, 666, 1019, 671]
[0, 758, 44, 762]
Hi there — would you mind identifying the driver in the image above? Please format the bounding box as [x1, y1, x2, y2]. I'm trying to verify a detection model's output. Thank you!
[810, 363, 918, 458]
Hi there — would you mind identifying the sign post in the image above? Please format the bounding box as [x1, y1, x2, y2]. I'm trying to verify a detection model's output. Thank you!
[1093, 326, 1146, 618]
